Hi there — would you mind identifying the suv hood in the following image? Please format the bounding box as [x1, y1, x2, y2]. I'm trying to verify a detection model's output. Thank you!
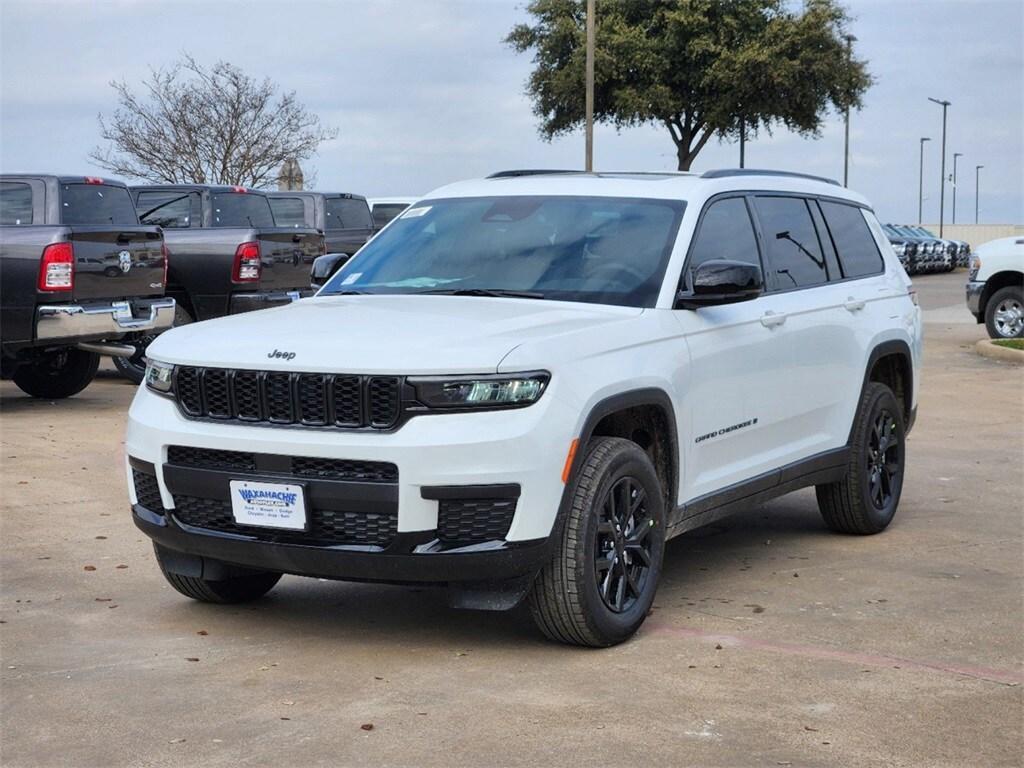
[147, 294, 642, 374]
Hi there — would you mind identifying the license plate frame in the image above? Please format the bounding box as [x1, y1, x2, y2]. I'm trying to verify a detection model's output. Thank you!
[229, 479, 309, 532]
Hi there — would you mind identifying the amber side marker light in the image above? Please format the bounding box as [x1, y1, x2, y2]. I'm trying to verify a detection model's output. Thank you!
[561, 438, 580, 484]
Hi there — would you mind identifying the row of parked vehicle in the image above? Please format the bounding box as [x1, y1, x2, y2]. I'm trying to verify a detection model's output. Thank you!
[0, 174, 414, 398]
[882, 223, 970, 274]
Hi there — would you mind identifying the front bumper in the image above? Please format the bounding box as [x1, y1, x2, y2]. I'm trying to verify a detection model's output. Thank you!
[966, 280, 984, 319]
[125, 383, 575, 584]
[228, 290, 311, 314]
[36, 297, 175, 341]
[133, 504, 551, 584]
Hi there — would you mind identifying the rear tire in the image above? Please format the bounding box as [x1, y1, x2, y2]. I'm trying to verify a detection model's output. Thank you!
[816, 383, 905, 535]
[113, 304, 194, 384]
[985, 286, 1024, 339]
[12, 348, 100, 399]
[528, 437, 665, 647]
[154, 545, 281, 604]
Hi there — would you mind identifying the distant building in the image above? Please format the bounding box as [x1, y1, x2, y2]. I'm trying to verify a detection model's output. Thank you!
[277, 158, 304, 190]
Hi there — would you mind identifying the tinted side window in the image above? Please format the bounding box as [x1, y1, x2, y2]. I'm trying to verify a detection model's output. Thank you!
[754, 196, 827, 289]
[137, 191, 197, 228]
[0, 182, 33, 225]
[326, 198, 373, 229]
[269, 197, 308, 227]
[819, 201, 884, 278]
[372, 203, 409, 228]
[685, 197, 760, 290]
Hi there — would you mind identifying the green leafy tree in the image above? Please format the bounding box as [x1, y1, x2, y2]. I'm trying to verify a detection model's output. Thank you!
[506, 0, 872, 170]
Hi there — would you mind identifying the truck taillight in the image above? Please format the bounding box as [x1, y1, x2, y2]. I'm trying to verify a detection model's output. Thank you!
[38, 242, 75, 291]
[161, 242, 170, 287]
[232, 241, 261, 283]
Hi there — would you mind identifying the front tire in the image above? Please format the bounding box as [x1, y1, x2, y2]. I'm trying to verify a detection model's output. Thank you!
[816, 383, 905, 535]
[985, 286, 1024, 339]
[155, 545, 281, 604]
[12, 348, 100, 399]
[528, 437, 665, 647]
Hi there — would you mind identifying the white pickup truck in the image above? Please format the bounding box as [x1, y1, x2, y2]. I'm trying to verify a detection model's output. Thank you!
[966, 237, 1024, 338]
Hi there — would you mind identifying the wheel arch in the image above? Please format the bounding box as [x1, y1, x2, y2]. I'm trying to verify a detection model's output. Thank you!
[558, 388, 679, 523]
[980, 270, 1024, 316]
[853, 339, 914, 440]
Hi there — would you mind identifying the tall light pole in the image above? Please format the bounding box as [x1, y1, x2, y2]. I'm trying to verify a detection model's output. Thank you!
[918, 137, 931, 225]
[928, 97, 951, 236]
[843, 34, 857, 187]
[975, 165, 984, 224]
[951, 152, 963, 224]
[584, 0, 595, 171]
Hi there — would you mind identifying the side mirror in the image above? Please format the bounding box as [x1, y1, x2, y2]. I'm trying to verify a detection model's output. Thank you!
[675, 259, 763, 310]
[310, 252, 351, 290]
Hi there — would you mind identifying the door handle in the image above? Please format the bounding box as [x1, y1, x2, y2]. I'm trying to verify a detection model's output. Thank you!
[844, 297, 866, 312]
[760, 310, 787, 328]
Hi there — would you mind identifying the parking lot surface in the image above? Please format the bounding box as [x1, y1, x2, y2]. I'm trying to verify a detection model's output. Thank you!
[1, 269, 1021, 767]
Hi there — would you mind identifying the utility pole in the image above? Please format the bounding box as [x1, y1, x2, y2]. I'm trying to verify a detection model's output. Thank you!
[584, 0, 595, 172]
[843, 34, 857, 187]
[918, 137, 930, 225]
[951, 152, 963, 224]
[975, 165, 983, 224]
[927, 97, 951, 236]
[739, 118, 746, 168]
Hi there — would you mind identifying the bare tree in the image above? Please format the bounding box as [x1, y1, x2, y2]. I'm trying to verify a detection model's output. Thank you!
[90, 55, 337, 188]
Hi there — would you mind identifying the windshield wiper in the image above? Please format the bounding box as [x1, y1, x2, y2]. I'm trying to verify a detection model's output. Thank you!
[414, 288, 546, 299]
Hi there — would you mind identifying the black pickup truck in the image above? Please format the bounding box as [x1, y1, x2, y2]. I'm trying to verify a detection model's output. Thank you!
[266, 192, 373, 288]
[0, 175, 174, 398]
[121, 184, 325, 381]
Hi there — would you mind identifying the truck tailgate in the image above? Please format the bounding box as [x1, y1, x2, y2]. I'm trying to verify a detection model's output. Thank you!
[257, 229, 324, 291]
[70, 226, 165, 301]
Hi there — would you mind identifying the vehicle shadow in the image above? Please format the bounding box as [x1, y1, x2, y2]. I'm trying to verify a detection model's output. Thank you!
[158, 495, 834, 651]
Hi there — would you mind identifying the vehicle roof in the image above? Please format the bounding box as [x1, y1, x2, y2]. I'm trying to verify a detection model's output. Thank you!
[423, 169, 871, 208]
[130, 183, 271, 194]
[369, 197, 419, 205]
[1, 173, 130, 187]
[266, 191, 368, 202]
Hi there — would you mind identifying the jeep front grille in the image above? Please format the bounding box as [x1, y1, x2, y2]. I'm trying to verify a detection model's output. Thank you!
[172, 367, 403, 429]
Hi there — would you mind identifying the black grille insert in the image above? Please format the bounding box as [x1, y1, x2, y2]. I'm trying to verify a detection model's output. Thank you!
[132, 469, 166, 513]
[437, 498, 517, 544]
[171, 367, 403, 430]
[166, 445, 397, 484]
[173, 496, 397, 548]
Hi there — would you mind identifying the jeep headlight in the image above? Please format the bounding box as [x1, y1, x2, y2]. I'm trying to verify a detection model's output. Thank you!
[144, 359, 175, 393]
[893, 242, 906, 256]
[410, 372, 549, 410]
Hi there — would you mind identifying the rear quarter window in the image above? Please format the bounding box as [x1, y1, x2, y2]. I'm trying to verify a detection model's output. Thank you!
[60, 183, 138, 226]
[0, 182, 33, 225]
[819, 201, 884, 278]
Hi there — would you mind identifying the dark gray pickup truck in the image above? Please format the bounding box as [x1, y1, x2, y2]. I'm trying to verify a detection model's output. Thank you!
[266, 191, 374, 256]
[120, 184, 325, 381]
[0, 175, 174, 398]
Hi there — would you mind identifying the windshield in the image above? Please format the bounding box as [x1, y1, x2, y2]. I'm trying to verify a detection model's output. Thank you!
[320, 195, 685, 307]
[210, 192, 275, 227]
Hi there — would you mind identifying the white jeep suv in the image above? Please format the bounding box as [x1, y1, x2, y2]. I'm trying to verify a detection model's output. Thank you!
[127, 169, 922, 647]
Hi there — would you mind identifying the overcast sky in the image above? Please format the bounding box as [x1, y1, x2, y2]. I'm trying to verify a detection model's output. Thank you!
[1, 0, 1021, 225]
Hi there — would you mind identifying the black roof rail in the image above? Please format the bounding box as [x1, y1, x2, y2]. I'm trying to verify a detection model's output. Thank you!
[701, 168, 841, 187]
[486, 169, 581, 179]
